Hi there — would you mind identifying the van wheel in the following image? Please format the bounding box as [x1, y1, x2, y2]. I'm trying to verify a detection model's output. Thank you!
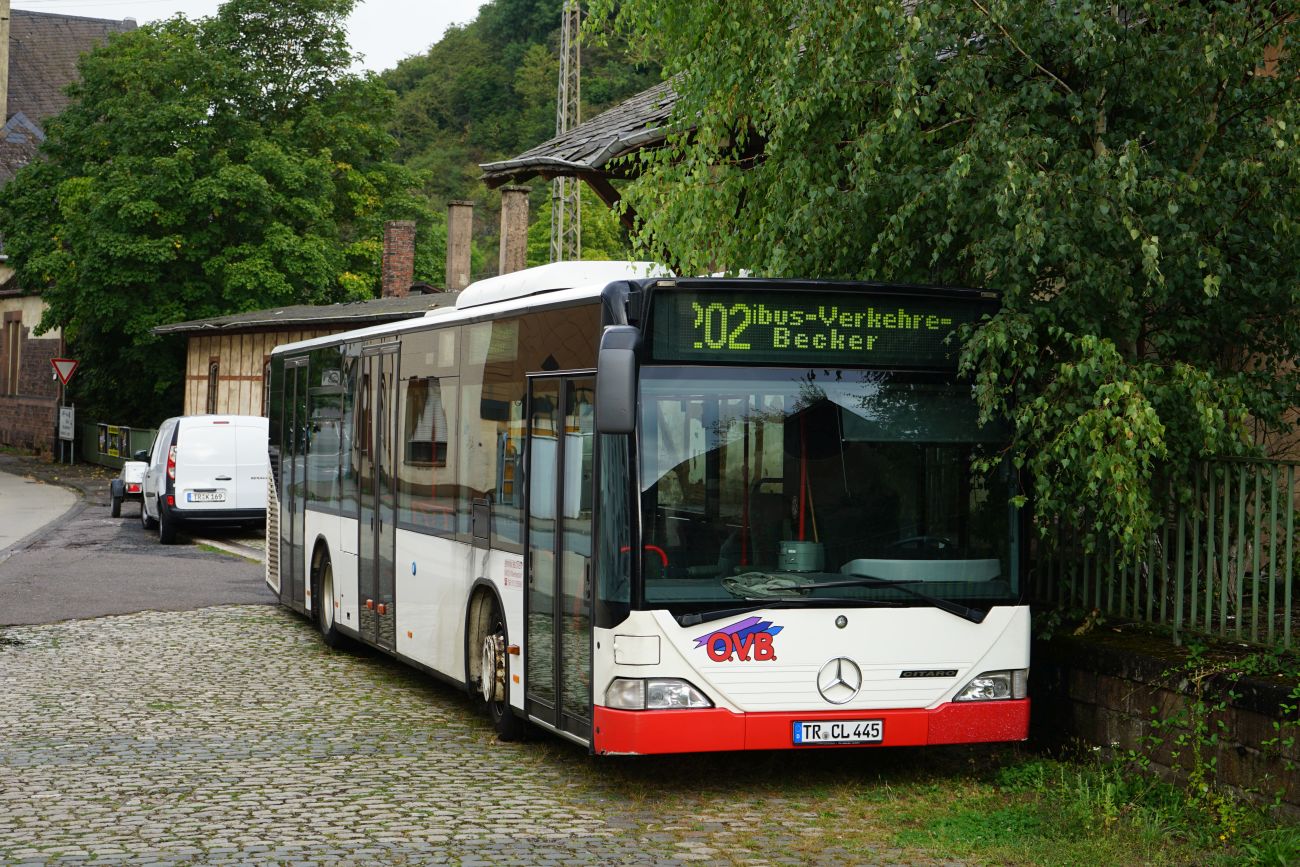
[141, 503, 157, 531]
[478, 596, 526, 741]
[158, 504, 177, 545]
[110, 495, 122, 518]
[313, 551, 343, 649]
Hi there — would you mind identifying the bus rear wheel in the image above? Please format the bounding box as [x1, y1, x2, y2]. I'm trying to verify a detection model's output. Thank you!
[313, 550, 343, 649]
[478, 597, 526, 742]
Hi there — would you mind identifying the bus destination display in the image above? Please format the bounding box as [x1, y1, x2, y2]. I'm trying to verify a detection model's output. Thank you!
[651, 289, 993, 367]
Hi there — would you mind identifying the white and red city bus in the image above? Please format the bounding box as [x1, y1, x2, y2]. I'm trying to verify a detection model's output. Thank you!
[266, 261, 1029, 754]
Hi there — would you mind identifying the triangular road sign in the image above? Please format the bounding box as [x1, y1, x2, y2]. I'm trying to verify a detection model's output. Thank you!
[51, 358, 79, 385]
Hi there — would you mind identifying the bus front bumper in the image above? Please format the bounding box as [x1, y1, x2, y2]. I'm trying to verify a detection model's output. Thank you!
[592, 699, 1029, 755]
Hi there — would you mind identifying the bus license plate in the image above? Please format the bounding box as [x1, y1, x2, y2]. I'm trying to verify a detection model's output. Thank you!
[187, 491, 225, 503]
[793, 719, 883, 745]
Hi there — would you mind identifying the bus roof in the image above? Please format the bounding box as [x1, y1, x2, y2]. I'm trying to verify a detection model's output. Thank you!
[268, 261, 667, 358]
[452, 260, 667, 310]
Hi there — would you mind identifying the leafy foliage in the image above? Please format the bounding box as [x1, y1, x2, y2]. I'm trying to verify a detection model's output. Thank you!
[590, 0, 1300, 551]
[0, 0, 432, 423]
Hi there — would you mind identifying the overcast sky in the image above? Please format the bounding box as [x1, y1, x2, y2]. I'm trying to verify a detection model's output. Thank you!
[12, 0, 490, 73]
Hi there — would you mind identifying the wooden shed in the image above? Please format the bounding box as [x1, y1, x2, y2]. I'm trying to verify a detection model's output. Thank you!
[153, 290, 456, 417]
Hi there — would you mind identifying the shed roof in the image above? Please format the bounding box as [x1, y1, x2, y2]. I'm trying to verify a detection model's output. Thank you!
[152, 292, 458, 337]
[480, 79, 677, 188]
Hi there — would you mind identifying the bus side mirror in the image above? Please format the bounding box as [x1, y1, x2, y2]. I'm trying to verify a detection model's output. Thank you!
[596, 325, 639, 435]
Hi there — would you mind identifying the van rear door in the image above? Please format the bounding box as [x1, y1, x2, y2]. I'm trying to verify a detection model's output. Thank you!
[176, 419, 238, 511]
[234, 418, 270, 511]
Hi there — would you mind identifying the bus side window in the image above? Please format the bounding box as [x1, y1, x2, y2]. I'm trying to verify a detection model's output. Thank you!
[460, 321, 517, 543]
[398, 373, 457, 535]
[338, 353, 358, 516]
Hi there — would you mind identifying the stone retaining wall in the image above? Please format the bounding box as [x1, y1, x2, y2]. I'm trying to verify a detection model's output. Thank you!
[1032, 633, 1300, 811]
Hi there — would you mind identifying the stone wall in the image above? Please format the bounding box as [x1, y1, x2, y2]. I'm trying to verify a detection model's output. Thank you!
[1032, 633, 1300, 811]
[0, 296, 61, 456]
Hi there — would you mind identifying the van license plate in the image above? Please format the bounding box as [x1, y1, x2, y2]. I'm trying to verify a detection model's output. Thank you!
[187, 491, 225, 503]
[793, 719, 883, 745]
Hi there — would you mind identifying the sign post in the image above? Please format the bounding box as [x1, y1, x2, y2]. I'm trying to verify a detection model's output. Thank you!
[58, 407, 75, 443]
[50, 358, 79, 464]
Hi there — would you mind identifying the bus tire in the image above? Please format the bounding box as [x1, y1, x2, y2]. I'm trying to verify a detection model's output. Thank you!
[158, 503, 178, 545]
[312, 548, 343, 649]
[478, 595, 526, 742]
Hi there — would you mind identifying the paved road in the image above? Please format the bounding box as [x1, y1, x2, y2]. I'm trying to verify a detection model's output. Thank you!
[0, 469, 76, 554]
[0, 465, 273, 626]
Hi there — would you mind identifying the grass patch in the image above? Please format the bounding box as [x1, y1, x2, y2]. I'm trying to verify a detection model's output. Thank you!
[570, 746, 1297, 866]
[872, 753, 1290, 865]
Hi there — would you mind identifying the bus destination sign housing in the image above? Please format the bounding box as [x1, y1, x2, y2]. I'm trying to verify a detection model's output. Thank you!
[650, 286, 994, 368]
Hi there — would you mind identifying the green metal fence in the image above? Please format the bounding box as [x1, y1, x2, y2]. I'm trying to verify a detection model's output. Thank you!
[76, 422, 158, 471]
[1035, 458, 1299, 650]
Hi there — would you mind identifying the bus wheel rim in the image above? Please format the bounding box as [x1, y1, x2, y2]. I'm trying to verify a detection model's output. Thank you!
[481, 633, 501, 704]
[322, 562, 334, 630]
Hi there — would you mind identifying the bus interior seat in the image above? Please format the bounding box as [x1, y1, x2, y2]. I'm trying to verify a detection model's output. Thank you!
[748, 479, 787, 569]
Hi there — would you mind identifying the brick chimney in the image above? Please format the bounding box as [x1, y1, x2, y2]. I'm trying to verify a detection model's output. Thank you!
[498, 185, 530, 275]
[381, 220, 415, 298]
[446, 200, 474, 291]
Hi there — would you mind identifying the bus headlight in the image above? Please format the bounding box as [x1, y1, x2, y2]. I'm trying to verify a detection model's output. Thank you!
[604, 677, 713, 710]
[953, 669, 1028, 702]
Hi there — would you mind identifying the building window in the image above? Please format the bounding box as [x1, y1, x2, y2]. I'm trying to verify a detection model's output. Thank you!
[3, 317, 19, 396]
[262, 357, 272, 417]
[206, 359, 219, 414]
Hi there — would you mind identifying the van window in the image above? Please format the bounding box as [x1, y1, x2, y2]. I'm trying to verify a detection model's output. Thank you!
[153, 421, 176, 465]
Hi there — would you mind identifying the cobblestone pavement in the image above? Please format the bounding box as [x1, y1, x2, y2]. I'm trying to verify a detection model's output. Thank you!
[0, 605, 980, 866]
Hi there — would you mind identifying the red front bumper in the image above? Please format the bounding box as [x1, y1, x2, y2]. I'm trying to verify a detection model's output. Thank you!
[592, 699, 1029, 755]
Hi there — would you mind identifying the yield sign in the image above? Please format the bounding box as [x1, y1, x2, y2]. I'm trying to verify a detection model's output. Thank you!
[51, 358, 79, 385]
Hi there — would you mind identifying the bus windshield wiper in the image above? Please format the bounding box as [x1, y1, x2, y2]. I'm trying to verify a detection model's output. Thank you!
[714, 570, 987, 624]
[836, 573, 988, 624]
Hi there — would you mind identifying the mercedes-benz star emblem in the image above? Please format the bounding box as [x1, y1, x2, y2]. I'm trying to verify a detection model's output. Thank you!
[816, 657, 863, 705]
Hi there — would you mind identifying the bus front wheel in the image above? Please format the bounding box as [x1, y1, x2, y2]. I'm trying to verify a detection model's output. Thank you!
[312, 549, 343, 649]
[478, 596, 526, 742]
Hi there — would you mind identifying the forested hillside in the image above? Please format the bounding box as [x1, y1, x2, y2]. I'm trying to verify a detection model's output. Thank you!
[380, 0, 659, 280]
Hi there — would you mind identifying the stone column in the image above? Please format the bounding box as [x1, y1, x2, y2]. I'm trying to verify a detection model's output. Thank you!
[446, 200, 474, 291]
[498, 185, 530, 275]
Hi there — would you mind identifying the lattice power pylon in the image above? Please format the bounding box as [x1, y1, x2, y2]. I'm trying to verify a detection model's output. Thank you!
[550, 0, 581, 262]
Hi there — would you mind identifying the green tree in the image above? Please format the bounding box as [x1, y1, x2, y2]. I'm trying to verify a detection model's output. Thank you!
[526, 185, 631, 267]
[590, 0, 1300, 551]
[0, 0, 432, 424]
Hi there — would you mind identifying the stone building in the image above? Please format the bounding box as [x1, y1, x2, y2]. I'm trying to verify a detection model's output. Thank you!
[0, 8, 137, 455]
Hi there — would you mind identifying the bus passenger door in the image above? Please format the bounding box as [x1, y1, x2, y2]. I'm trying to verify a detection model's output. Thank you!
[358, 346, 398, 650]
[525, 373, 595, 741]
[281, 357, 309, 609]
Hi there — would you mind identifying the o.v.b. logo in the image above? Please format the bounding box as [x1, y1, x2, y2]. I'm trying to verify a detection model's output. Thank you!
[694, 616, 781, 662]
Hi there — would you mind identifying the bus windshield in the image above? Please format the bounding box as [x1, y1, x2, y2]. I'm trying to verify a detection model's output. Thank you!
[637, 367, 1019, 613]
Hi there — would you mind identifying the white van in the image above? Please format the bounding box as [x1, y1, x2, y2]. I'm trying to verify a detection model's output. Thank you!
[140, 414, 270, 544]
